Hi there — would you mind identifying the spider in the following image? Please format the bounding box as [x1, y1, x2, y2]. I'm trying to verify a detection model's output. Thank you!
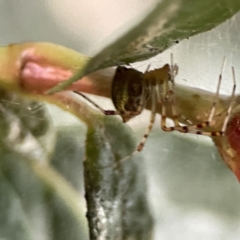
[73, 56, 236, 161]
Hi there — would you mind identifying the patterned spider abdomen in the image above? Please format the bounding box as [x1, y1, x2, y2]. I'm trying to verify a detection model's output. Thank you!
[111, 66, 143, 122]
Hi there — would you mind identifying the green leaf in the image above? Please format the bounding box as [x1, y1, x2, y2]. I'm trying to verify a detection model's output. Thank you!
[84, 116, 153, 239]
[48, 0, 240, 93]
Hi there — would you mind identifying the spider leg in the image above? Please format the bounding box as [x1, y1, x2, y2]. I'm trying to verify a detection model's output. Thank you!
[74, 90, 145, 121]
[160, 58, 236, 137]
[73, 91, 121, 115]
[168, 56, 180, 127]
[179, 66, 235, 137]
[160, 81, 176, 132]
[183, 56, 226, 132]
[118, 85, 156, 163]
[172, 58, 233, 136]
[204, 57, 225, 125]
[162, 58, 192, 127]
[160, 56, 181, 131]
[180, 115, 193, 125]
[136, 85, 156, 152]
[219, 66, 236, 133]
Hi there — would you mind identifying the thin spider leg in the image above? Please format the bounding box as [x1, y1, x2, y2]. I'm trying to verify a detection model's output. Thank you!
[220, 66, 236, 133]
[136, 82, 148, 113]
[185, 67, 236, 136]
[179, 74, 235, 137]
[160, 58, 181, 131]
[144, 64, 151, 73]
[180, 115, 193, 125]
[119, 85, 156, 163]
[160, 54, 180, 127]
[168, 61, 180, 127]
[177, 57, 225, 131]
[170, 53, 174, 75]
[160, 57, 236, 136]
[170, 53, 179, 78]
[163, 71, 170, 99]
[137, 86, 157, 152]
[161, 65, 236, 137]
[161, 82, 175, 132]
[206, 56, 226, 124]
[156, 84, 161, 103]
[73, 91, 142, 118]
[73, 91, 120, 115]
[166, 76, 180, 127]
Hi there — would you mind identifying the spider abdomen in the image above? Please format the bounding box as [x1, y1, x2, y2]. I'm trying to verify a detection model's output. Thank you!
[111, 66, 143, 122]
